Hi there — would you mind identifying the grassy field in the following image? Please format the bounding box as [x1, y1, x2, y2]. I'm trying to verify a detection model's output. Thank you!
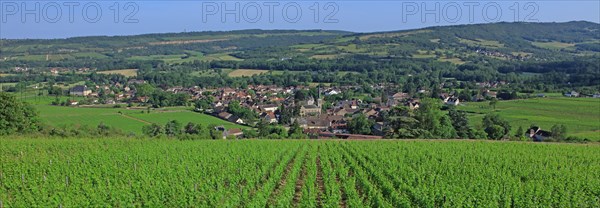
[2, 139, 599, 207]
[458, 97, 600, 140]
[97, 69, 138, 77]
[310, 54, 339, 59]
[204, 53, 243, 61]
[128, 54, 186, 63]
[532, 41, 576, 50]
[228, 69, 271, 77]
[17, 95, 247, 134]
[459, 38, 504, 48]
[71, 52, 107, 59]
[336, 71, 360, 77]
[190, 69, 233, 77]
[438, 57, 466, 65]
[0, 73, 15, 77]
[128, 53, 241, 64]
[359, 30, 432, 40]
[34, 105, 247, 134]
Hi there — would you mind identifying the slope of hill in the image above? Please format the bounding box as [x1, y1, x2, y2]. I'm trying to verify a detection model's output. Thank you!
[1, 21, 598, 68]
[1, 21, 598, 90]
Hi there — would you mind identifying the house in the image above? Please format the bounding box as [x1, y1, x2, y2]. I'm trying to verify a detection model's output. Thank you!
[298, 117, 330, 130]
[50, 68, 60, 75]
[526, 126, 552, 142]
[337, 100, 358, 109]
[444, 97, 460, 106]
[222, 128, 244, 139]
[228, 115, 244, 124]
[325, 89, 340, 96]
[300, 105, 321, 116]
[372, 122, 386, 136]
[259, 104, 278, 112]
[105, 99, 116, 105]
[391, 92, 410, 100]
[214, 125, 226, 131]
[364, 108, 378, 119]
[222, 88, 236, 96]
[69, 85, 92, 96]
[327, 115, 347, 133]
[386, 92, 411, 107]
[439, 93, 450, 100]
[14, 67, 29, 72]
[217, 112, 233, 120]
[564, 91, 579, 97]
[484, 91, 497, 98]
[405, 99, 420, 110]
[260, 112, 278, 123]
[135, 96, 149, 103]
[472, 94, 485, 102]
[593, 93, 600, 98]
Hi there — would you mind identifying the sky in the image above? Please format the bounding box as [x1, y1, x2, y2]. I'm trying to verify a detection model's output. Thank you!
[1, 0, 599, 39]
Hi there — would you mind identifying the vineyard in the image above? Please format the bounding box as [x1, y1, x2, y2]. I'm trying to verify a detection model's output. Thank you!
[1, 139, 599, 207]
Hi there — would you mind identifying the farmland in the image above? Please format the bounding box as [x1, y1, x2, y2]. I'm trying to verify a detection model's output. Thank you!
[532, 41, 576, 50]
[97, 69, 138, 77]
[457, 97, 600, 141]
[15, 95, 246, 134]
[1, 139, 599, 207]
[33, 105, 247, 134]
[227, 69, 271, 77]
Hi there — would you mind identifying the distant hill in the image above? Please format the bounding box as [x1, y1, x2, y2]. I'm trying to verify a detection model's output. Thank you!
[0, 21, 598, 70]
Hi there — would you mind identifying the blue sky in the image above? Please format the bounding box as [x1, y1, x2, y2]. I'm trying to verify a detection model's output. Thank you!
[1, 1, 599, 39]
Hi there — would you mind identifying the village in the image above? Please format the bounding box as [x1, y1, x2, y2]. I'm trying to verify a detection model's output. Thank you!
[59, 77, 524, 139]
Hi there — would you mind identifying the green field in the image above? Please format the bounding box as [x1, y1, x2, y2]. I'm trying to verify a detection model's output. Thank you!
[0, 73, 15, 77]
[17, 95, 246, 134]
[34, 105, 247, 134]
[1, 139, 599, 207]
[458, 97, 600, 140]
[458, 38, 504, 48]
[97, 69, 138, 77]
[228, 69, 270, 77]
[532, 41, 576, 50]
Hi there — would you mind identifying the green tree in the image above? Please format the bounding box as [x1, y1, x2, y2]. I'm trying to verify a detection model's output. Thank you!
[288, 120, 304, 136]
[486, 125, 505, 140]
[135, 83, 155, 97]
[243, 129, 258, 138]
[0, 92, 39, 135]
[435, 115, 458, 139]
[416, 98, 456, 138]
[184, 122, 199, 134]
[551, 124, 567, 140]
[279, 104, 293, 125]
[483, 114, 511, 140]
[489, 98, 498, 110]
[164, 120, 182, 137]
[97, 122, 110, 136]
[208, 124, 222, 139]
[471, 129, 488, 139]
[385, 106, 424, 138]
[347, 114, 372, 135]
[448, 109, 472, 138]
[257, 120, 270, 137]
[194, 97, 214, 110]
[142, 123, 163, 137]
[515, 126, 525, 137]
